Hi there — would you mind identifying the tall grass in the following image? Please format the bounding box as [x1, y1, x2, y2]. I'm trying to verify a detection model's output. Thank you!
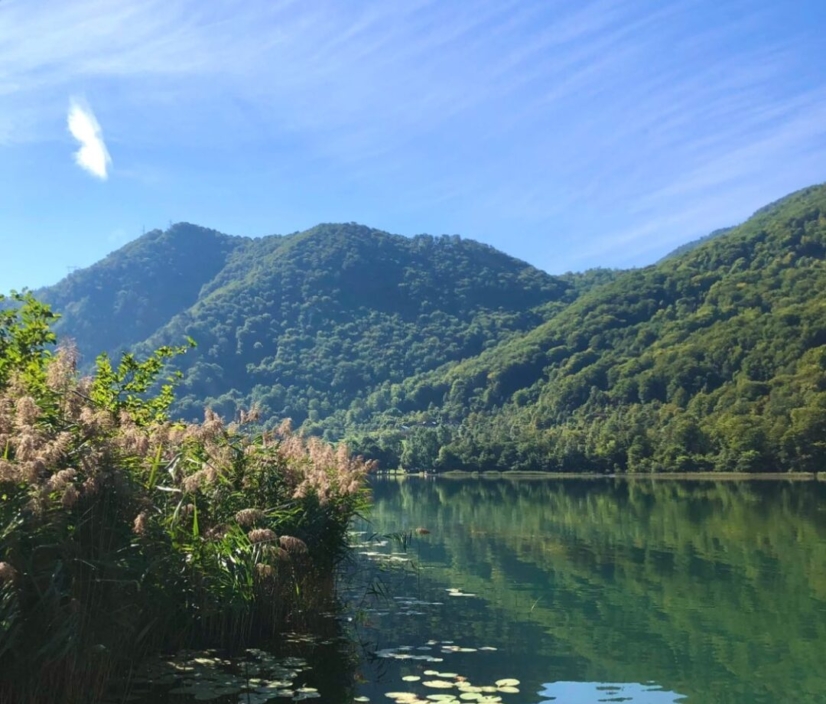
[0, 294, 372, 703]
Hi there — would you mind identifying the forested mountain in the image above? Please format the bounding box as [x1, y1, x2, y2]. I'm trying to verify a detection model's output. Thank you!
[657, 227, 733, 262]
[341, 184, 826, 474]
[29, 182, 826, 474]
[37, 223, 573, 426]
[37, 223, 245, 363]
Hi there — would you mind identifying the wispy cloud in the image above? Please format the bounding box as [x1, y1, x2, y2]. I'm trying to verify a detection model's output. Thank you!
[2, 0, 825, 273]
[67, 99, 111, 179]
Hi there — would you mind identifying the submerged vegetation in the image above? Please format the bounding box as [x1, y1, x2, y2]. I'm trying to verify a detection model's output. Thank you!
[0, 293, 371, 703]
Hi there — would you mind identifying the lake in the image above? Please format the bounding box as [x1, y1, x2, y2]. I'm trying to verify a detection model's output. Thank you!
[346, 477, 826, 704]
[119, 476, 826, 704]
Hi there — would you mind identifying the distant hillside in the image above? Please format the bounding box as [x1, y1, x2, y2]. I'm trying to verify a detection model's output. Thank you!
[657, 227, 733, 263]
[33, 182, 826, 474]
[38, 223, 245, 363]
[40, 223, 573, 426]
[339, 183, 826, 474]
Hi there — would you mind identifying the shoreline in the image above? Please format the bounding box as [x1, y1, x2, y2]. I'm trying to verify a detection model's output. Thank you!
[377, 470, 823, 481]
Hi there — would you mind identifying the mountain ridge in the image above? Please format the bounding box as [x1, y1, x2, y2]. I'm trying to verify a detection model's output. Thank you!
[37, 223, 246, 364]
[339, 182, 826, 473]
[26, 181, 826, 474]
[36, 221, 575, 427]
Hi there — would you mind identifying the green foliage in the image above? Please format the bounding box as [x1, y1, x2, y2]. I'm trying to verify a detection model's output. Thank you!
[656, 226, 734, 262]
[40, 223, 574, 427]
[0, 292, 58, 391]
[28, 184, 826, 475]
[38, 223, 244, 365]
[344, 183, 826, 474]
[89, 340, 194, 425]
[0, 299, 370, 703]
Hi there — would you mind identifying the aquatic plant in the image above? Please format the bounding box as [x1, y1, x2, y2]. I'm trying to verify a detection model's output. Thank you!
[0, 293, 372, 703]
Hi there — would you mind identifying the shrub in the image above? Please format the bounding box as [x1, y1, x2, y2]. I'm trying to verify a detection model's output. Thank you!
[0, 294, 372, 703]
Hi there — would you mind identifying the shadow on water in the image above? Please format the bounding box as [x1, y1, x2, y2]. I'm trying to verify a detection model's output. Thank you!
[104, 610, 359, 704]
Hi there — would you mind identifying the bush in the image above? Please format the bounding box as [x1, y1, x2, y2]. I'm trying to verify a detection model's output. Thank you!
[0, 294, 372, 702]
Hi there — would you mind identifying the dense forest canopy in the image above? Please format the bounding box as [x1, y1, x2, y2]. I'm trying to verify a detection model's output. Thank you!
[343, 184, 826, 473]
[28, 183, 826, 474]
[37, 223, 245, 363]
[35, 223, 574, 429]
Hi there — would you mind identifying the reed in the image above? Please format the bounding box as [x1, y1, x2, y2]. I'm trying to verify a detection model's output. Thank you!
[0, 294, 372, 703]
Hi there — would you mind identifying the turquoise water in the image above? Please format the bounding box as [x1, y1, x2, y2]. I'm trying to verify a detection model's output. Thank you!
[346, 477, 826, 704]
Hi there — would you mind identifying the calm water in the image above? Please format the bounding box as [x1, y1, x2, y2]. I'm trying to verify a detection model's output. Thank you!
[121, 477, 826, 704]
[345, 478, 826, 704]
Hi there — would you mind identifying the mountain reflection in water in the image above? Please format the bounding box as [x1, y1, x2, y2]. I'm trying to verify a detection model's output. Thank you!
[347, 477, 826, 704]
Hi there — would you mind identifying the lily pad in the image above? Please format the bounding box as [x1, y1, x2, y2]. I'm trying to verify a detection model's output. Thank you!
[494, 680, 519, 688]
[423, 681, 455, 689]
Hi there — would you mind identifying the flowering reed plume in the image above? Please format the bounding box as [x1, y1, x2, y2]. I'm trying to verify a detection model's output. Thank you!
[0, 296, 371, 701]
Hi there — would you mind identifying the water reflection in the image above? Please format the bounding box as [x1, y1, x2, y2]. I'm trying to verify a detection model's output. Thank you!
[353, 477, 826, 704]
[116, 479, 826, 703]
[539, 681, 685, 703]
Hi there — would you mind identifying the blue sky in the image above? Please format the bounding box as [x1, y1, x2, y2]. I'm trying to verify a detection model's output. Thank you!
[2, 0, 826, 292]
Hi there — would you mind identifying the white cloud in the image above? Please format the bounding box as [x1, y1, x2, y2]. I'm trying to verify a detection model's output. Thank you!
[2, 0, 825, 269]
[67, 98, 111, 180]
